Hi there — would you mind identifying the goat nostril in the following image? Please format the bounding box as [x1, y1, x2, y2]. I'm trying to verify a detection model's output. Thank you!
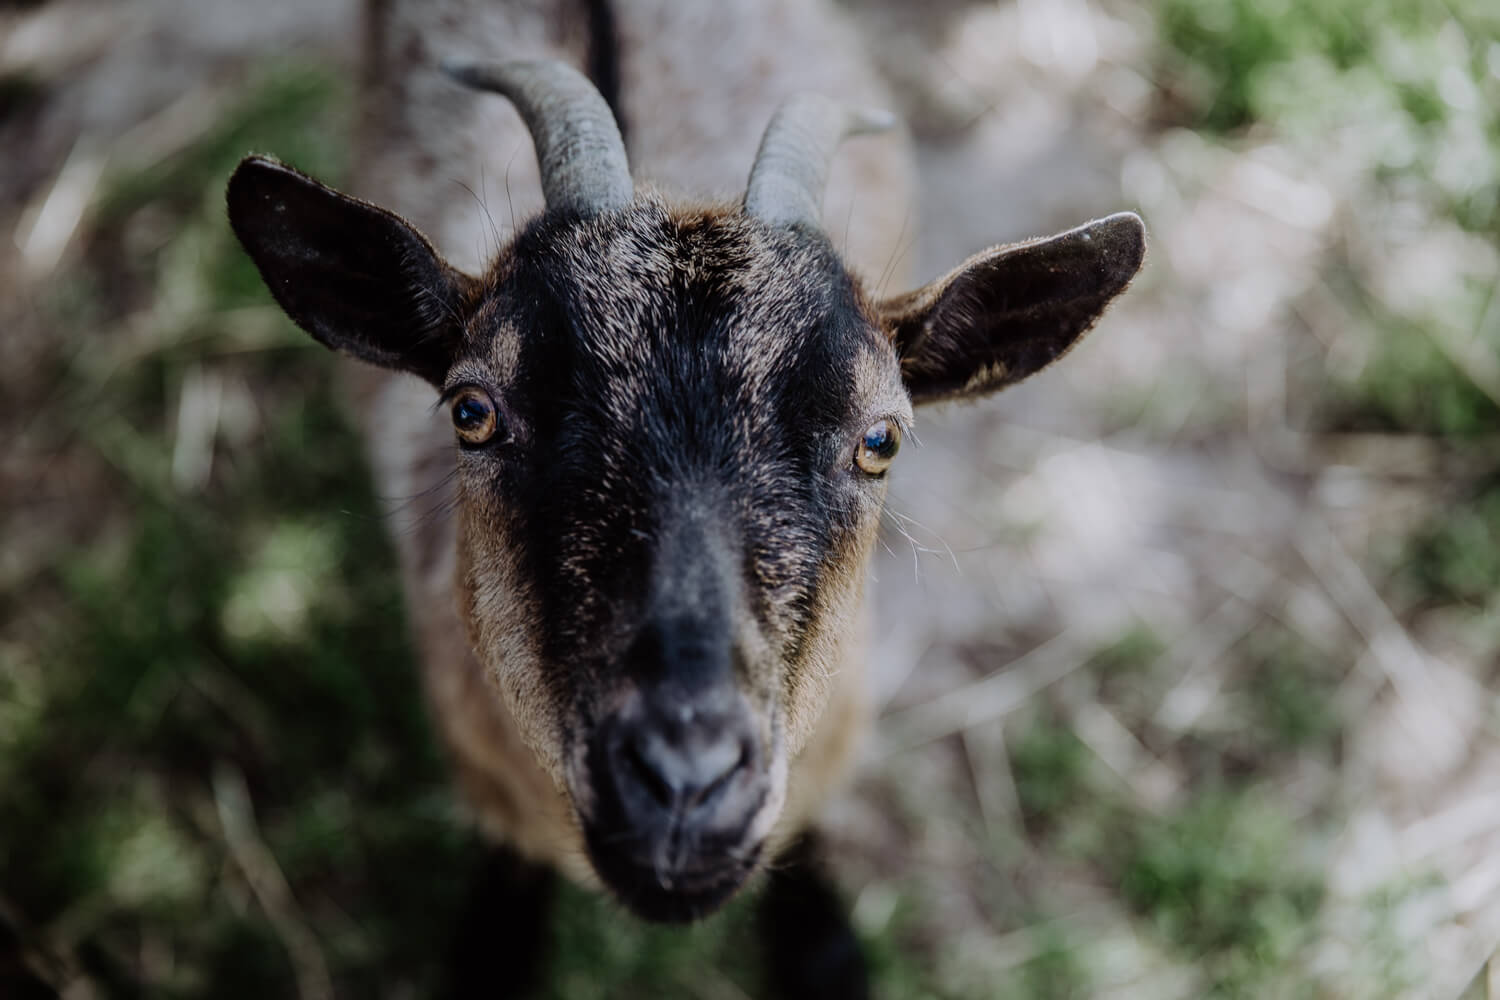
[625, 736, 677, 807]
[621, 727, 749, 813]
[687, 741, 748, 809]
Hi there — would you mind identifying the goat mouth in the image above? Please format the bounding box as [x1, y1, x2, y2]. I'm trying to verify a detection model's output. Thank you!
[582, 826, 764, 923]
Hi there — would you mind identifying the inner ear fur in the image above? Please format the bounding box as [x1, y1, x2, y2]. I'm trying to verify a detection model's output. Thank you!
[226, 155, 477, 386]
[880, 212, 1146, 406]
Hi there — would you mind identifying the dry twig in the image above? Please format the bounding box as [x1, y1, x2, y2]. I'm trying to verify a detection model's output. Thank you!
[212, 763, 333, 1000]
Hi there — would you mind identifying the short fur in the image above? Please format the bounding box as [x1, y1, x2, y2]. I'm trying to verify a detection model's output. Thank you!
[347, 1, 923, 897]
[228, 0, 1145, 985]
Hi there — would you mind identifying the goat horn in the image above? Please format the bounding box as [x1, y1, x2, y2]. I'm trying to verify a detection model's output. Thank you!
[442, 58, 633, 217]
[743, 94, 896, 229]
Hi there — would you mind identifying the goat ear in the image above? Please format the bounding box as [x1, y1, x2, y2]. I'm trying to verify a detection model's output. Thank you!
[227, 155, 475, 386]
[879, 213, 1145, 406]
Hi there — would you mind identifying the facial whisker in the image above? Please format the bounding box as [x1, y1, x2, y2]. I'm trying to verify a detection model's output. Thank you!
[884, 504, 960, 574]
[875, 202, 914, 300]
[504, 145, 522, 235]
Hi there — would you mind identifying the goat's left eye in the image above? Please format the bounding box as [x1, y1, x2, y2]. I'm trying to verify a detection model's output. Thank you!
[854, 419, 900, 475]
[450, 387, 501, 446]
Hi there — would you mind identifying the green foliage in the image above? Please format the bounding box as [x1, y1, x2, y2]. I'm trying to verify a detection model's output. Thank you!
[997, 623, 1338, 995]
[1010, 629, 1165, 838]
[1013, 926, 1090, 1000]
[1118, 790, 1324, 996]
[1157, 0, 1498, 133]
[1155, 0, 1348, 133]
[1010, 714, 1089, 829]
[1091, 624, 1170, 721]
[543, 882, 762, 999]
[1005, 703, 1329, 996]
[1006, 709, 1124, 875]
[1324, 303, 1500, 437]
[1395, 476, 1500, 608]
[2, 372, 481, 995]
[1242, 628, 1342, 755]
[95, 64, 346, 227]
[1159, 0, 1500, 631]
[0, 58, 491, 997]
[544, 875, 965, 1000]
[1157, 0, 1500, 242]
[1340, 338, 1500, 436]
[1092, 625, 1167, 677]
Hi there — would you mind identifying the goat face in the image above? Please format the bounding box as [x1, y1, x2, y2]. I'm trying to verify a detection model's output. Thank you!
[226, 61, 1145, 923]
[457, 201, 907, 919]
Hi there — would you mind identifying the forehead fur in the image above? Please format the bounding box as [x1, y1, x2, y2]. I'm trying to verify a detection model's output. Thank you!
[470, 193, 899, 426]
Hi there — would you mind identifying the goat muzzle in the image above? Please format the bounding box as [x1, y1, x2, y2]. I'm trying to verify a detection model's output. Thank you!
[580, 684, 770, 922]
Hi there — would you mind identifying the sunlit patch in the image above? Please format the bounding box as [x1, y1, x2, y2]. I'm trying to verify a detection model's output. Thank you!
[107, 800, 205, 907]
[221, 522, 340, 642]
[0, 642, 44, 762]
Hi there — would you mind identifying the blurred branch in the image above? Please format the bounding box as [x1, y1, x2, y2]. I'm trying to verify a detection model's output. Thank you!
[1150, 551, 1279, 733]
[212, 763, 333, 1000]
[13, 135, 105, 281]
[877, 629, 1096, 755]
[1294, 518, 1485, 782]
[1070, 696, 1180, 813]
[0, 894, 82, 1000]
[961, 721, 1022, 833]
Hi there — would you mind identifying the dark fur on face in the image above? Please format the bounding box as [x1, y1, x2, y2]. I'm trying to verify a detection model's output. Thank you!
[226, 154, 1144, 921]
[477, 199, 892, 681]
[447, 199, 904, 917]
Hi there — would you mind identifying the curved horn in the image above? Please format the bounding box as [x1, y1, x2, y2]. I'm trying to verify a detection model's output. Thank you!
[442, 58, 633, 217]
[743, 94, 896, 229]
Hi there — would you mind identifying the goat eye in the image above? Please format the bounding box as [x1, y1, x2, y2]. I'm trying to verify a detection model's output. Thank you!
[854, 419, 900, 475]
[450, 387, 500, 445]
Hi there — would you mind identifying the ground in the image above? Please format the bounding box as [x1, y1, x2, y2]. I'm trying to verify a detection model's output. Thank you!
[2, 0, 1499, 997]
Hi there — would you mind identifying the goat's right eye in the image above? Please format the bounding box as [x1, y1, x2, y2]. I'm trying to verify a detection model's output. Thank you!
[854, 418, 900, 475]
[450, 387, 500, 445]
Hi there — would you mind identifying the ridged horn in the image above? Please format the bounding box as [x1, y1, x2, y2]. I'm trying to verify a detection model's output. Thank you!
[442, 58, 633, 217]
[743, 94, 896, 228]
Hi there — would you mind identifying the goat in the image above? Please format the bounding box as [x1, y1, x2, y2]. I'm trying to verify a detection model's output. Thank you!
[226, 0, 1144, 993]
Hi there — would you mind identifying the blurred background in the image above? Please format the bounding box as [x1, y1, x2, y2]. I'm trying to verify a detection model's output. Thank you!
[2, 0, 1499, 996]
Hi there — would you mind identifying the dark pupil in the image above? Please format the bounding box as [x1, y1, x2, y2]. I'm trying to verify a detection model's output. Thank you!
[454, 398, 488, 429]
[864, 423, 896, 458]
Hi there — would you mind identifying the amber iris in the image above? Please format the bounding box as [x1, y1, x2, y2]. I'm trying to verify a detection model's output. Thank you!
[450, 387, 500, 445]
[855, 418, 900, 475]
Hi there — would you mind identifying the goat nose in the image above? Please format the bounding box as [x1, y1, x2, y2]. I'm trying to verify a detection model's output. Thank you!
[624, 711, 749, 810]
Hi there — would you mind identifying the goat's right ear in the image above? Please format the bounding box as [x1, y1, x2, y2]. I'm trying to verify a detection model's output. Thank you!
[227, 155, 475, 386]
[878, 213, 1145, 406]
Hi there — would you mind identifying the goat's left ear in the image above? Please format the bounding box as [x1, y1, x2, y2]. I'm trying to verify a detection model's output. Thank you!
[227, 155, 477, 387]
[879, 213, 1145, 405]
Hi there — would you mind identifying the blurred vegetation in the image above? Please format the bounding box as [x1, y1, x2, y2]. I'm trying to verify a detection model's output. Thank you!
[1157, 0, 1500, 426]
[1399, 477, 1500, 607]
[542, 882, 764, 999]
[2, 62, 483, 997]
[5, 0, 1500, 995]
[1159, 0, 1500, 671]
[1117, 790, 1323, 998]
[998, 626, 1337, 998]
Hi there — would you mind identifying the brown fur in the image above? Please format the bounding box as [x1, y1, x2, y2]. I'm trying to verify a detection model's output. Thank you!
[232, 0, 1142, 902]
[355, 254, 900, 884]
[352, 0, 916, 872]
